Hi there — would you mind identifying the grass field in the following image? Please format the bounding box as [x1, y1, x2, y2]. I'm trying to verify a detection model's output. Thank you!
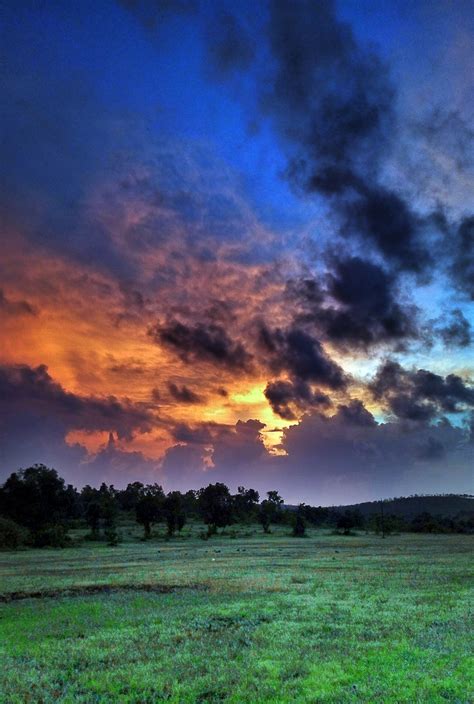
[0, 528, 473, 703]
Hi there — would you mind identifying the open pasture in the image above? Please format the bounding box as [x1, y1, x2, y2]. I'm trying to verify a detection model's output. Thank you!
[0, 531, 472, 703]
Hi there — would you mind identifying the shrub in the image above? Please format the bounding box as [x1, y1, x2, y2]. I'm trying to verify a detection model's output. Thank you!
[105, 527, 120, 546]
[33, 524, 70, 548]
[292, 512, 306, 537]
[0, 517, 30, 549]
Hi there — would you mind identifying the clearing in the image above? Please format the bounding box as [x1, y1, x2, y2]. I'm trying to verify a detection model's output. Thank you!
[0, 530, 472, 703]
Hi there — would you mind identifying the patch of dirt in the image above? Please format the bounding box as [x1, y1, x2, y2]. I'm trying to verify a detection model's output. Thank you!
[0, 583, 208, 602]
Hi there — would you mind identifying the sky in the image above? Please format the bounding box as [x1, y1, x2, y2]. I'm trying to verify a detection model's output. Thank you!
[1, 0, 473, 504]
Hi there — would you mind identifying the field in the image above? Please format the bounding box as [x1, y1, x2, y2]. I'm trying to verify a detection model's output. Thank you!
[0, 528, 473, 703]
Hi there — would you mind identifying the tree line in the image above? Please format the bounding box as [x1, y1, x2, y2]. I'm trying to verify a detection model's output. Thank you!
[0, 464, 472, 549]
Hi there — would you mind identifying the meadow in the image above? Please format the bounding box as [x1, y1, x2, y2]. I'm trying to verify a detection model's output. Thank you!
[0, 527, 472, 704]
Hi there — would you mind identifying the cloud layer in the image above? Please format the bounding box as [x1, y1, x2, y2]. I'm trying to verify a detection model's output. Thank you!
[0, 0, 472, 501]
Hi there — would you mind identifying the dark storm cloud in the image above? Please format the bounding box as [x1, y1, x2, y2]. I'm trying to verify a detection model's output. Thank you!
[208, 0, 393, 195]
[265, 0, 393, 180]
[150, 318, 252, 370]
[276, 409, 472, 503]
[0, 364, 154, 440]
[336, 400, 376, 427]
[166, 404, 472, 503]
[370, 361, 474, 421]
[341, 186, 431, 273]
[210, 419, 267, 479]
[416, 437, 446, 462]
[160, 443, 208, 491]
[439, 309, 472, 348]
[0, 289, 37, 317]
[287, 256, 419, 351]
[451, 216, 474, 300]
[264, 379, 331, 420]
[322, 257, 417, 349]
[163, 418, 269, 491]
[211, 0, 439, 273]
[167, 382, 202, 404]
[286, 277, 324, 307]
[170, 422, 214, 445]
[258, 324, 347, 389]
[78, 435, 160, 487]
[265, 0, 442, 272]
[0, 364, 159, 485]
[169, 419, 265, 454]
[468, 412, 474, 444]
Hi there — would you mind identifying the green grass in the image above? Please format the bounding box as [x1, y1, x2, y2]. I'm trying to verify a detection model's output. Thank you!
[0, 529, 473, 703]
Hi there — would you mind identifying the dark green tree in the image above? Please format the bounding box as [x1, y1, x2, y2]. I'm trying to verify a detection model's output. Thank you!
[337, 511, 356, 535]
[118, 482, 145, 512]
[135, 484, 164, 538]
[232, 486, 260, 523]
[85, 501, 101, 538]
[0, 465, 74, 544]
[411, 512, 438, 533]
[292, 504, 307, 537]
[81, 484, 119, 541]
[182, 490, 199, 517]
[198, 483, 233, 535]
[101, 486, 119, 545]
[163, 491, 186, 536]
[258, 490, 283, 533]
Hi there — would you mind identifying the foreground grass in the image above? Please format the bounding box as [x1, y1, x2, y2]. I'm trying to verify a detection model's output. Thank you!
[0, 530, 472, 703]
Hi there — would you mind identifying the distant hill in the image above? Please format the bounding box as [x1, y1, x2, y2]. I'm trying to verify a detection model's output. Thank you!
[328, 495, 474, 520]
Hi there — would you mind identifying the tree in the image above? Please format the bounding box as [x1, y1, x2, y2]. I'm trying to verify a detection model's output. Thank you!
[0, 517, 30, 549]
[135, 484, 164, 539]
[258, 490, 283, 533]
[182, 490, 199, 517]
[81, 483, 118, 541]
[101, 486, 119, 545]
[379, 499, 386, 538]
[163, 491, 186, 536]
[198, 483, 233, 535]
[118, 482, 145, 512]
[304, 505, 329, 526]
[371, 512, 403, 536]
[292, 504, 307, 537]
[232, 486, 259, 523]
[258, 501, 272, 533]
[177, 512, 186, 532]
[63, 483, 82, 519]
[411, 512, 438, 533]
[0, 465, 74, 544]
[337, 511, 355, 535]
[85, 501, 101, 538]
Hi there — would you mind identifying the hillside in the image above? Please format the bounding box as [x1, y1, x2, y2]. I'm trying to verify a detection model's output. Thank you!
[328, 494, 474, 520]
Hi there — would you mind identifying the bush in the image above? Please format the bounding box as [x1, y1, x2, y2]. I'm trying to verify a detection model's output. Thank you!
[292, 512, 306, 537]
[33, 524, 70, 548]
[105, 527, 120, 546]
[0, 517, 30, 549]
